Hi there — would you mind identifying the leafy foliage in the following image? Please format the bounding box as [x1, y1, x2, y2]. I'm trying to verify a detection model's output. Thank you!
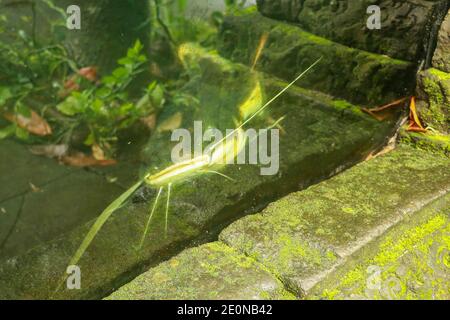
[56, 40, 164, 155]
[0, 4, 164, 157]
[0, 0, 245, 160]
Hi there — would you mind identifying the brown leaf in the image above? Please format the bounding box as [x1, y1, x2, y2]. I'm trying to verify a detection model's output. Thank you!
[78, 66, 97, 82]
[5, 111, 52, 136]
[362, 97, 409, 121]
[407, 97, 426, 132]
[157, 112, 182, 133]
[61, 152, 117, 168]
[60, 66, 98, 97]
[252, 32, 269, 70]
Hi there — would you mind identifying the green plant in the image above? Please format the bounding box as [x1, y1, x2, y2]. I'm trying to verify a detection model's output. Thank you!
[0, 2, 74, 141]
[56, 40, 164, 156]
[0, 1, 166, 156]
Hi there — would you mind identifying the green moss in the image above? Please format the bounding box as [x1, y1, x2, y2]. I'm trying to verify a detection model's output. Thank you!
[429, 68, 450, 80]
[399, 128, 450, 157]
[374, 215, 447, 267]
[107, 241, 294, 300]
[418, 68, 450, 133]
[219, 11, 415, 106]
[310, 194, 450, 300]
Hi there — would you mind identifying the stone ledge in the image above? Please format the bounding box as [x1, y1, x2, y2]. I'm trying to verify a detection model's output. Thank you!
[106, 242, 294, 300]
[219, 146, 450, 296]
[399, 128, 450, 157]
[309, 193, 450, 300]
[433, 10, 450, 73]
[219, 12, 416, 106]
[256, 0, 449, 62]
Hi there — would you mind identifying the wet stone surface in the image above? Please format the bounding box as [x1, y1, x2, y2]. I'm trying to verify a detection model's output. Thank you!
[219, 12, 416, 106]
[107, 242, 294, 300]
[309, 193, 450, 300]
[256, 0, 449, 62]
[219, 146, 450, 295]
[0, 48, 395, 299]
[433, 10, 450, 73]
[0, 140, 128, 260]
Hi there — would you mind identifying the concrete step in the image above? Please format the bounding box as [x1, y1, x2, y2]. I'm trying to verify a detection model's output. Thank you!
[109, 146, 450, 299]
[107, 242, 294, 300]
[107, 146, 449, 300]
[219, 11, 416, 106]
[219, 146, 449, 296]
[309, 193, 449, 300]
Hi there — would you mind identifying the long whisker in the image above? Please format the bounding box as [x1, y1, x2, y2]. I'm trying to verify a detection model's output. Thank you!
[139, 186, 163, 249]
[204, 170, 236, 182]
[164, 183, 172, 238]
[210, 57, 322, 151]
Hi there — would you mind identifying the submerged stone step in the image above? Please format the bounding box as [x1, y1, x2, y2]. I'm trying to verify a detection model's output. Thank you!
[107, 242, 294, 300]
[219, 146, 450, 296]
[0, 47, 397, 299]
[256, 0, 449, 62]
[0, 140, 127, 260]
[309, 193, 449, 300]
[219, 12, 416, 106]
[399, 128, 450, 157]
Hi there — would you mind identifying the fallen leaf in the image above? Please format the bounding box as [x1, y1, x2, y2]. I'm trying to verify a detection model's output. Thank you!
[362, 97, 409, 121]
[4, 111, 52, 136]
[61, 66, 98, 97]
[29, 144, 69, 158]
[78, 66, 97, 82]
[157, 112, 182, 133]
[407, 97, 426, 132]
[61, 152, 117, 167]
[252, 32, 269, 70]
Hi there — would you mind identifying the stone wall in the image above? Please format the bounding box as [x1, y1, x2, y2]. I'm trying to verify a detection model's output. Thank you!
[255, 0, 450, 133]
[257, 0, 450, 62]
[417, 10, 450, 133]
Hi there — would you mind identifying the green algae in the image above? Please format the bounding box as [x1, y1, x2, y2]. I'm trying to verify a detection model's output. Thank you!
[220, 146, 450, 296]
[309, 193, 450, 300]
[107, 242, 295, 300]
[417, 68, 450, 134]
[219, 11, 415, 106]
[399, 128, 450, 157]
